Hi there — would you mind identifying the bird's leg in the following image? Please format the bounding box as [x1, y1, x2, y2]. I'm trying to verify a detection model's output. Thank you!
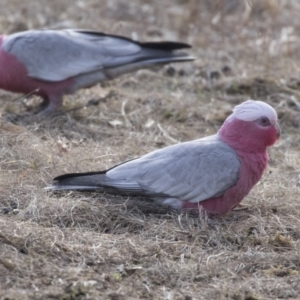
[40, 96, 50, 110]
[36, 95, 63, 116]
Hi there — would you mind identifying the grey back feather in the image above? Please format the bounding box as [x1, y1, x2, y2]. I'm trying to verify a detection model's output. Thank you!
[105, 134, 241, 203]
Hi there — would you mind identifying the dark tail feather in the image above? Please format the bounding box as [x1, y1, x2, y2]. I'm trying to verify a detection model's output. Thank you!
[45, 171, 107, 192]
[140, 41, 192, 51]
[45, 170, 143, 196]
[74, 30, 195, 63]
[76, 30, 192, 50]
[137, 42, 195, 63]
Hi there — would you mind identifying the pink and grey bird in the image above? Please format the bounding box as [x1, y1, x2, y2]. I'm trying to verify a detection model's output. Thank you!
[46, 100, 280, 215]
[0, 29, 194, 113]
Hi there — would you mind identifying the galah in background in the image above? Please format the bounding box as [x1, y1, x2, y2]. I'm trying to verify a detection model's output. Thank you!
[0, 29, 194, 114]
[46, 100, 280, 215]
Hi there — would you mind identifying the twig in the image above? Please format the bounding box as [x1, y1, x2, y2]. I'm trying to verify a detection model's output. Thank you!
[12, 89, 40, 103]
[121, 99, 132, 127]
[157, 123, 179, 144]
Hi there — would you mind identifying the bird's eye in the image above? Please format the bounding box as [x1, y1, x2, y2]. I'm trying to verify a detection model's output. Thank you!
[258, 116, 271, 127]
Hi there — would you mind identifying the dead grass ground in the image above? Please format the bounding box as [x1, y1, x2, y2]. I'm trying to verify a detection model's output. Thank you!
[1, 0, 300, 299]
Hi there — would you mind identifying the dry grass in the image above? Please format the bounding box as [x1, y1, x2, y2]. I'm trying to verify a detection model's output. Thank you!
[1, 0, 300, 299]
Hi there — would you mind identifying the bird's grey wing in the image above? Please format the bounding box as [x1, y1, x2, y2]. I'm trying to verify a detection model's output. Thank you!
[107, 135, 241, 203]
[2, 29, 145, 82]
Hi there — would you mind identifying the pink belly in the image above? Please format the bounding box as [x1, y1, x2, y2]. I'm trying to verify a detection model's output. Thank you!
[0, 49, 75, 99]
[181, 196, 235, 216]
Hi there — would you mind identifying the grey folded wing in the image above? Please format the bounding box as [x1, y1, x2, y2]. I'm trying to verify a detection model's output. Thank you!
[106, 135, 241, 203]
[3, 29, 192, 82]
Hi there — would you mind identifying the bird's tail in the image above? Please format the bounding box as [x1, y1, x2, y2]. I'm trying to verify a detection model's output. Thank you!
[127, 42, 195, 66]
[45, 170, 143, 196]
[45, 171, 108, 192]
[105, 41, 195, 78]
[138, 41, 195, 63]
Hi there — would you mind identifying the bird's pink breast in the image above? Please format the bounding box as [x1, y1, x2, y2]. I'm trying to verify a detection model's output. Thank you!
[182, 150, 268, 215]
[182, 116, 272, 215]
[0, 37, 74, 99]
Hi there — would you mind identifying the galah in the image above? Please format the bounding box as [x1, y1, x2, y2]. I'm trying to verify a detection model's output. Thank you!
[0, 29, 194, 113]
[46, 100, 280, 215]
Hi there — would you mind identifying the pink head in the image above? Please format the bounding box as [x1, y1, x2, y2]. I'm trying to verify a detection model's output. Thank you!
[218, 100, 280, 152]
